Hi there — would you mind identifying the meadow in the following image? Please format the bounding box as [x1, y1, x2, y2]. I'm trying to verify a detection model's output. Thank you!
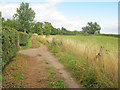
[38, 35, 118, 88]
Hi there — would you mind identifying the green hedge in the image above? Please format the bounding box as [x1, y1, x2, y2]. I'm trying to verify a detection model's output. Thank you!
[99, 34, 119, 38]
[2, 27, 18, 68]
[19, 32, 29, 46]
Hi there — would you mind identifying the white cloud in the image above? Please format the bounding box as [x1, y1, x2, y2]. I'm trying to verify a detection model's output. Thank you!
[28, 1, 86, 31]
[0, 2, 19, 19]
[0, 1, 118, 33]
[0, 0, 85, 31]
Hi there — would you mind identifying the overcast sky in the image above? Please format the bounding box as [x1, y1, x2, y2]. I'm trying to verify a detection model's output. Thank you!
[0, 0, 119, 34]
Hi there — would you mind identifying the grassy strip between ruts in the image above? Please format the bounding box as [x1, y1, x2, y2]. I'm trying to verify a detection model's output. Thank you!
[2, 53, 28, 88]
[45, 67, 66, 88]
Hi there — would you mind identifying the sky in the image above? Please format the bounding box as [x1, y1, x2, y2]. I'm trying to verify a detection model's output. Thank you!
[0, 0, 119, 34]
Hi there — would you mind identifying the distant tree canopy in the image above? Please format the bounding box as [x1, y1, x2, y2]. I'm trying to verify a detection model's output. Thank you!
[31, 22, 43, 35]
[14, 2, 35, 33]
[43, 22, 52, 35]
[82, 22, 101, 34]
[1, 2, 102, 36]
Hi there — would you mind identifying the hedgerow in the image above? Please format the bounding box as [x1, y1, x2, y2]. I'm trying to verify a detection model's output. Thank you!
[19, 32, 29, 46]
[2, 27, 18, 68]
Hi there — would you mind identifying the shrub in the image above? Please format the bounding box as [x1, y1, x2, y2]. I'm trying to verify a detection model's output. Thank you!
[2, 27, 18, 68]
[19, 32, 29, 46]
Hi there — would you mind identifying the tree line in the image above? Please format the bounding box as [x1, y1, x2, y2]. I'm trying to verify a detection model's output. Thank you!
[1, 2, 101, 35]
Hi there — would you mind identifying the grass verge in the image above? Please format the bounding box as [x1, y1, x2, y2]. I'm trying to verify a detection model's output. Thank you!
[2, 53, 28, 88]
[48, 40, 118, 88]
[46, 67, 66, 88]
[37, 36, 118, 88]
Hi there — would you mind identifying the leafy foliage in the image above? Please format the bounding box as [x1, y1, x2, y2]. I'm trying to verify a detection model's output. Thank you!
[43, 22, 52, 35]
[14, 2, 35, 33]
[19, 32, 29, 46]
[31, 22, 43, 35]
[2, 19, 21, 31]
[82, 22, 101, 34]
[2, 27, 18, 68]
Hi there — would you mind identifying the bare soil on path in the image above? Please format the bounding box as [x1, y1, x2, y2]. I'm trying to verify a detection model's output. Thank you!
[19, 43, 82, 88]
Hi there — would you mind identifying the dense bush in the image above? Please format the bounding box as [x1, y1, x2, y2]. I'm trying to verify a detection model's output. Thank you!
[19, 32, 29, 46]
[2, 27, 18, 68]
[2, 28, 30, 68]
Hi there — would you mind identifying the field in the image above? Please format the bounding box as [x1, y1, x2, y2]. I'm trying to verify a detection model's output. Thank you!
[51, 35, 118, 55]
[41, 35, 118, 88]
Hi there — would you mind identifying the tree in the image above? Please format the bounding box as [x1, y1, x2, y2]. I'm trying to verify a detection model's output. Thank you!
[50, 28, 59, 35]
[2, 19, 20, 31]
[2, 17, 5, 23]
[14, 2, 35, 33]
[32, 22, 43, 35]
[82, 22, 101, 34]
[61, 27, 69, 35]
[43, 22, 52, 35]
[61, 27, 67, 31]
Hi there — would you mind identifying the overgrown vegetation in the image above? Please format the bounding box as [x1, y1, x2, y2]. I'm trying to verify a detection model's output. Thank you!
[19, 32, 29, 46]
[20, 33, 33, 50]
[37, 35, 118, 88]
[2, 27, 18, 68]
[2, 27, 31, 68]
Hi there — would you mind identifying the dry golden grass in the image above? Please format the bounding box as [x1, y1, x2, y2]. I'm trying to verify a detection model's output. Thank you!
[53, 37, 118, 88]
[37, 35, 118, 88]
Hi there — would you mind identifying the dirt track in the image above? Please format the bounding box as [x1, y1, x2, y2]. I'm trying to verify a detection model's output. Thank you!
[19, 43, 82, 88]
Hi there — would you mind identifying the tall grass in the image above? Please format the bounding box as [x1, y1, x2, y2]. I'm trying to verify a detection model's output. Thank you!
[37, 35, 118, 88]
